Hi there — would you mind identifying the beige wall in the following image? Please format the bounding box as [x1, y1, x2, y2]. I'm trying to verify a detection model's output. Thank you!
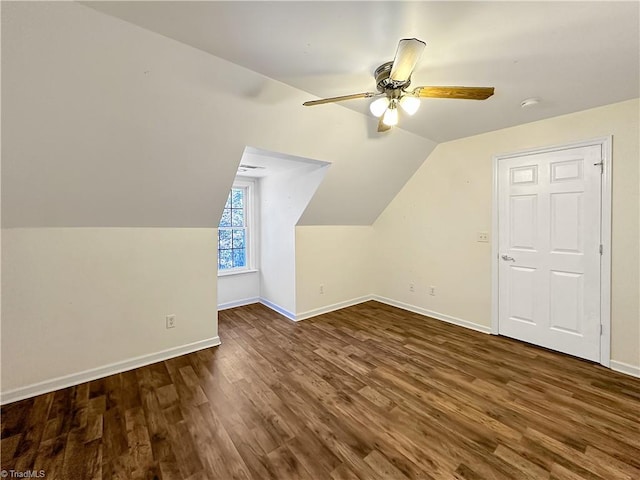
[2, 3, 638, 402]
[1, 228, 218, 397]
[296, 226, 374, 318]
[373, 99, 640, 369]
[0, 0, 433, 400]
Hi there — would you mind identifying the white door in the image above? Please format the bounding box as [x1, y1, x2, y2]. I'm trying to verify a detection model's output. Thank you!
[497, 144, 602, 361]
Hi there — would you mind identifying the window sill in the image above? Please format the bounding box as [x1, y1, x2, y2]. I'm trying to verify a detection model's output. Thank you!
[217, 268, 258, 278]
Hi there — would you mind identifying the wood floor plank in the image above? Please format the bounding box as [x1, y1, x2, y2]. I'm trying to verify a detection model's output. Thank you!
[363, 449, 411, 480]
[493, 444, 550, 480]
[265, 444, 315, 480]
[83, 439, 103, 480]
[10, 393, 53, 472]
[84, 395, 106, 444]
[2, 301, 640, 479]
[330, 463, 365, 480]
[61, 428, 88, 479]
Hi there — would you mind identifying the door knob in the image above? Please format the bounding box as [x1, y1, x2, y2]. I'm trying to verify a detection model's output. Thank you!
[501, 254, 515, 262]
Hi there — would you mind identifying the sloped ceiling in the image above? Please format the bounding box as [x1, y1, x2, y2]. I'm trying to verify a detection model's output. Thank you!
[1, 2, 435, 228]
[3, 2, 638, 229]
[86, 1, 640, 143]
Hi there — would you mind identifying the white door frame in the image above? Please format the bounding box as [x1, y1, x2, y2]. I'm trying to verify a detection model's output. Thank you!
[491, 136, 612, 367]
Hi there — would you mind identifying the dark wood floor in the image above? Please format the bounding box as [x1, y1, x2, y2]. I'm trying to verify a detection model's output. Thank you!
[2, 301, 639, 480]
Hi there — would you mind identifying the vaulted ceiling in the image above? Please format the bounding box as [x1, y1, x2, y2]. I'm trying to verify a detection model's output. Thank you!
[87, 1, 640, 143]
[2, 2, 639, 228]
[2, 1, 435, 227]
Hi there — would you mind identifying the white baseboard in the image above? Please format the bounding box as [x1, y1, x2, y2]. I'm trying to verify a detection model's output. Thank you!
[218, 297, 260, 310]
[260, 294, 491, 334]
[372, 295, 492, 334]
[296, 295, 374, 321]
[610, 360, 640, 378]
[8, 298, 631, 405]
[0, 336, 221, 405]
[259, 298, 297, 321]
[221, 295, 373, 322]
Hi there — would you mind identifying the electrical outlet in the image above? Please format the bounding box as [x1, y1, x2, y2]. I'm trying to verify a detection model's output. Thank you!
[429, 286, 436, 296]
[319, 284, 324, 295]
[166, 314, 176, 329]
[477, 231, 489, 243]
[409, 282, 415, 292]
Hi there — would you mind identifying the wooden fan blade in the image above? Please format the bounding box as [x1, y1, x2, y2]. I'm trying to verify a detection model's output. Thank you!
[390, 38, 426, 83]
[413, 86, 495, 100]
[303, 92, 377, 106]
[377, 117, 392, 132]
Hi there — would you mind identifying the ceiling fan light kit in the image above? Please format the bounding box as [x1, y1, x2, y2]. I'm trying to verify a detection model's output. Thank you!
[399, 95, 421, 116]
[303, 38, 495, 132]
[370, 94, 421, 119]
[382, 101, 399, 126]
[369, 97, 390, 117]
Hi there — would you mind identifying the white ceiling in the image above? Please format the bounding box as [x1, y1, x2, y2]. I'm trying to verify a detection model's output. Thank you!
[87, 1, 639, 143]
[238, 146, 330, 178]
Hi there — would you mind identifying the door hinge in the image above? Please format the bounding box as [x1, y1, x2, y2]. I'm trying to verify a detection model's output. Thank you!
[594, 160, 604, 174]
[600, 324, 603, 336]
[599, 244, 603, 255]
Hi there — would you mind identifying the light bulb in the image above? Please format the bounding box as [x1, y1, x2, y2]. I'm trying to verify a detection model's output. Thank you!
[369, 97, 389, 117]
[382, 104, 399, 126]
[399, 95, 420, 116]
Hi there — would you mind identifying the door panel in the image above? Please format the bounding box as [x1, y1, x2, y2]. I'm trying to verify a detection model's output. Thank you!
[551, 159, 583, 182]
[549, 270, 582, 334]
[508, 266, 536, 324]
[510, 195, 537, 250]
[550, 192, 582, 253]
[498, 145, 601, 362]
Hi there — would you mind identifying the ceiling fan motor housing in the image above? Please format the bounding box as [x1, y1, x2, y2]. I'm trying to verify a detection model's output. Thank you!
[375, 62, 411, 93]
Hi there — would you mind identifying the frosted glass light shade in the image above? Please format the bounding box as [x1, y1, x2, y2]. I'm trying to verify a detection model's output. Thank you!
[382, 106, 399, 126]
[399, 95, 420, 115]
[369, 97, 389, 117]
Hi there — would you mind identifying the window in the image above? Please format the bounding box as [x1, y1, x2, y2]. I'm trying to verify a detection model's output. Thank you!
[218, 182, 253, 272]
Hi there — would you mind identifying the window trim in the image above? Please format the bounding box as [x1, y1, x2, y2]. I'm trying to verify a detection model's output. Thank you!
[217, 179, 256, 275]
[217, 268, 259, 278]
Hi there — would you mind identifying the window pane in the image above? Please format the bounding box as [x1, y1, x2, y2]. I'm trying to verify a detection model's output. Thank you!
[219, 249, 232, 269]
[231, 208, 244, 227]
[218, 184, 251, 272]
[231, 188, 244, 208]
[232, 229, 245, 248]
[219, 208, 231, 227]
[232, 248, 246, 268]
[219, 229, 232, 249]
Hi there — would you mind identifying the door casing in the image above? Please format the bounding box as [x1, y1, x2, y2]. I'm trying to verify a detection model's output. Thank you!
[491, 136, 612, 367]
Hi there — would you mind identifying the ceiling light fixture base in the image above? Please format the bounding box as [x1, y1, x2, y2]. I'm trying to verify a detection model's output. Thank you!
[375, 61, 411, 92]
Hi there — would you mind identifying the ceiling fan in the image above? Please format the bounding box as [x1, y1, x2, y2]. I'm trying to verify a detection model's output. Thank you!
[303, 38, 495, 132]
